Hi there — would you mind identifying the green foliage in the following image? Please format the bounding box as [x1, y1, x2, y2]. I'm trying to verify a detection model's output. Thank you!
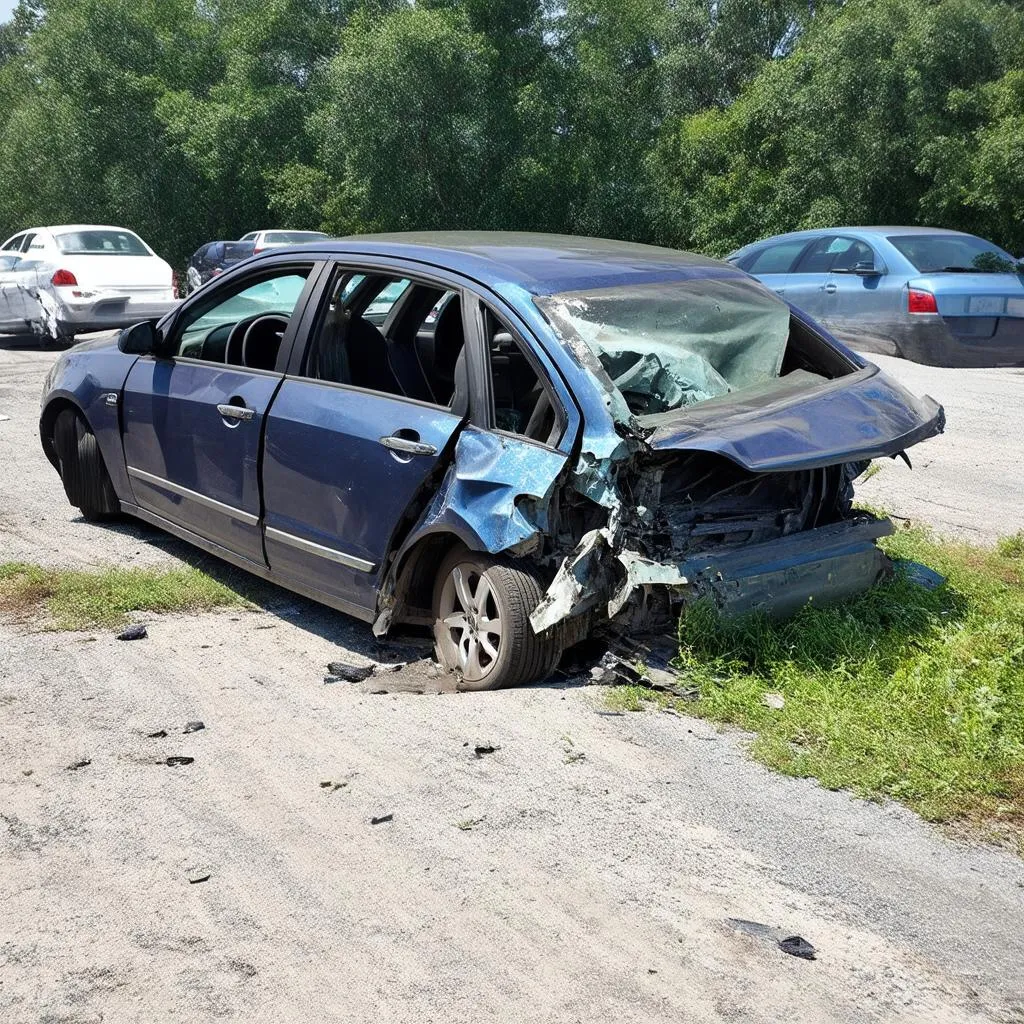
[0, 0, 1020, 264]
[612, 527, 1024, 844]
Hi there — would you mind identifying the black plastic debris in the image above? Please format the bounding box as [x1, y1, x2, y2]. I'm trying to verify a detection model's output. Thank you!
[147, 729, 168, 739]
[326, 661, 375, 683]
[778, 935, 817, 960]
[183, 721, 205, 734]
[728, 918, 817, 961]
[370, 813, 393, 825]
[66, 758, 91, 771]
[474, 744, 500, 757]
[116, 623, 148, 641]
[894, 559, 946, 591]
[165, 756, 194, 767]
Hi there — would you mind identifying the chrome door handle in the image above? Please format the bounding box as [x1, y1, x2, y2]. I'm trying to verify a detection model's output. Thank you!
[824, 283, 837, 294]
[773, 288, 786, 295]
[379, 435, 437, 456]
[217, 403, 255, 422]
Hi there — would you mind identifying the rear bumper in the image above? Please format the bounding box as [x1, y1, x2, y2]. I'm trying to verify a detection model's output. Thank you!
[829, 315, 1024, 368]
[54, 294, 179, 335]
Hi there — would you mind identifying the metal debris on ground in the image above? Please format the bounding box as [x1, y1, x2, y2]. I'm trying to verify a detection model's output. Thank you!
[66, 759, 91, 771]
[183, 721, 205, 734]
[324, 661, 375, 683]
[165, 756, 194, 767]
[728, 918, 817, 961]
[116, 624, 148, 641]
[370, 813, 394, 825]
[581, 634, 701, 701]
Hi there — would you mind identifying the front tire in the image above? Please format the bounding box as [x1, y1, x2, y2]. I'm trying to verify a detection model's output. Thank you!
[432, 547, 563, 690]
[53, 409, 120, 521]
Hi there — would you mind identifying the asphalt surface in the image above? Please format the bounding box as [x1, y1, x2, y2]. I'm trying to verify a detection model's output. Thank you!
[2, 339, 1024, 1023]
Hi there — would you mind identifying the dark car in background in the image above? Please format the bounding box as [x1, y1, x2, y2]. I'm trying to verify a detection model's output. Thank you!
[185, 240, 256, 294]
[39, 233, 943, 690]
[728, 227, 1024, 367]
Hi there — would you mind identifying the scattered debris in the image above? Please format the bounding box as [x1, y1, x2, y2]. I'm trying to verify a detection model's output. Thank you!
[564, 750, 587, 765]
[116, 623, 148, 641]
[146, 729, 168, 739]
[319, 780, 348, 793]
[895, 559, 946, 591]
[21, 769, 32, 777]
[66, 759, 91, 771]
[728, 918, 817, 961]
[183, 721, 205, 734]
[370, 813, 394, 825]
[456, 818, 484, 831]
[187, 869, 212, 885]
[165, 756, 194, 767]
[473, 743, 500, 757]
[325, 661, 375, 683]
[761, 692, 785, 711]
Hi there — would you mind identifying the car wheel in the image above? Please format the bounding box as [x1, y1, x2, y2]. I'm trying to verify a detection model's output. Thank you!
[53, 409, 120, 521]
[432, 547, 563, 690]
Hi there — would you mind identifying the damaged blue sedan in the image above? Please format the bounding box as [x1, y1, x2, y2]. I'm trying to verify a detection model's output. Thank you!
[40, 233, 944, 689]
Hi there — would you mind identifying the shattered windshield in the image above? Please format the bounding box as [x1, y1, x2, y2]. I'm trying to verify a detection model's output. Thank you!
[537, 276, 791, 416]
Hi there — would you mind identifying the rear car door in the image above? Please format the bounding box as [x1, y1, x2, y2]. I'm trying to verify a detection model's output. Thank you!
[121, 262, 322, 567]
[821, 237, 891, 326]
[261, 263, 468, 615]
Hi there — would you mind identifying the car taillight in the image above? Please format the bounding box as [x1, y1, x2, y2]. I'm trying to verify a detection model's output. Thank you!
[51, 269, 78, 287]
[907, 288, 938, 314]
[172, 271, 180, 299]
[253, 247, 264, 255]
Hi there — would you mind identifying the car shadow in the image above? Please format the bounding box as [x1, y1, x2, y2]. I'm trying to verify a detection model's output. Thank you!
[0, 332, 47, 351]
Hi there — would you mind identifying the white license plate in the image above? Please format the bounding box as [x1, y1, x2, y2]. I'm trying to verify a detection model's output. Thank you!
[1006, 297, 1024, 317]
[968, 295, 1004, 314]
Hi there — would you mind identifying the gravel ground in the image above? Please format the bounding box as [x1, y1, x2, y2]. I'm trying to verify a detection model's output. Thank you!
[853, 353, 1024, 544]
[3, 340, 1024, 1023]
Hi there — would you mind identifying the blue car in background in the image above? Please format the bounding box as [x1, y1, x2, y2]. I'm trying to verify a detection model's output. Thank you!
[40, 233, 944, 689]
[728, 227, 1024, 367]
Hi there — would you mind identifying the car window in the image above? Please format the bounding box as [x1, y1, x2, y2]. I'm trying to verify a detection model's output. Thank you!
[304, 267, 464, 408]
[1, 234, 23, 251]
[482, 308, 561, 446]
[0, 254, 21, 271]
[831, 239, 876, 271]
[742, 240, 807, 275]
[887, 233, 1018, 273]
[173, 268, 311, 367]
[55, 229, 150, 255]
[795, 235, 871, 274]
[264, 231, 330, 245]
[20, 232, 37, 252]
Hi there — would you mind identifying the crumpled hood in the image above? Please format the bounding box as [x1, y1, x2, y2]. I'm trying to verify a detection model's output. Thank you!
[642, 364, 944, 472]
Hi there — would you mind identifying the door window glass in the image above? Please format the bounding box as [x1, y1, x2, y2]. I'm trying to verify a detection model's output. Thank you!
[3, 234, 24, 252]
[173, 269, 311, 368]
[743, 240, 807, 275]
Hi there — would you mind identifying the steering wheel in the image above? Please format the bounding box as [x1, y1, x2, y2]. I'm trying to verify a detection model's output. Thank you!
[225, 312, 289, 368]
[242, 315, 290, 371]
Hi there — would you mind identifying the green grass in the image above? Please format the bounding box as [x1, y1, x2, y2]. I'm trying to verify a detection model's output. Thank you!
[0, 561, 248, 630]
[611, 526, 1024, 848]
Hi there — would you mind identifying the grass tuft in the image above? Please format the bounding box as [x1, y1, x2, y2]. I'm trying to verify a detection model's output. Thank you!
[612, 525, 1024, 848]
[0, 561, 248, 630]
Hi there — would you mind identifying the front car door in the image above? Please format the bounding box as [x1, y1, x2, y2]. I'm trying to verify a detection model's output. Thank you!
[121, 261, 322, 567]
[738, 238, 810, 299]
[261, 263, 468, 616]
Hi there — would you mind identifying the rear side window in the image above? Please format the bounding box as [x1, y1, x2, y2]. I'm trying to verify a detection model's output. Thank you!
[264, 231, 330, 245]
[742, 241, 807, 274]
[887, 233, 1017, 273]
[56, 230, 150, 255]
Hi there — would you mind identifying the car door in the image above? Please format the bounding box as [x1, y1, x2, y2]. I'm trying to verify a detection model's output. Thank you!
[121, 261, 323, 567]
[738, 239, 810, 298]
[820, 237, 889, 329]
[783, 234, 846, 317]
[261, 264, 468, 614]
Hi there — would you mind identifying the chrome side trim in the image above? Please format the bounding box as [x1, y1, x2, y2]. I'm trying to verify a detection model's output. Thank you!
[265, 526, 375, 573]
[127, 466, 260, 527]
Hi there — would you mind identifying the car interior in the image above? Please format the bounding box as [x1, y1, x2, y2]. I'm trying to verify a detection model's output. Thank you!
[304, 271, 561, 445]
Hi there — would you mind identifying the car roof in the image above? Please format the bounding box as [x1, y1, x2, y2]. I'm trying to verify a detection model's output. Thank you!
[41, 224, 145, 234]
[265, 231, 732, 296]
[745, 226, 979, 244]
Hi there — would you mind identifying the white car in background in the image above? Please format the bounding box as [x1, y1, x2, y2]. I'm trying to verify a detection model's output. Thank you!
[0, 224, 178, 345]
[238, 229, 330, 253]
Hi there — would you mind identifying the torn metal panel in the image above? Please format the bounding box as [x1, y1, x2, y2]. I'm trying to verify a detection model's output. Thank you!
[608, 551, 688, 618]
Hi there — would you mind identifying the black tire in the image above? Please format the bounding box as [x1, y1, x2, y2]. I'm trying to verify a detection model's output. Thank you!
[52, 409, 120, 521]
[432, 546, 564, 690]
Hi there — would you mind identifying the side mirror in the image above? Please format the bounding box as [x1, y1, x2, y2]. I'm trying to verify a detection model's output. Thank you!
[118, 320, 160, 355]
[852, 261, 881, 276]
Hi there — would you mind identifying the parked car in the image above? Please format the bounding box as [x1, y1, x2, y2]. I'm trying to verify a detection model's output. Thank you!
[0, 224, 178, 345]
[40, 233, 943, 689]
[238, 229, 330, 254]
[727, 227, 1024, 367]
[184, 240, 256, 295]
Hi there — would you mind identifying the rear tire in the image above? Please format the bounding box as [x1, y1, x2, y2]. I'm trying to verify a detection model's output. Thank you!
[432, 546, 563, 690]
[53, 409, 120, 521]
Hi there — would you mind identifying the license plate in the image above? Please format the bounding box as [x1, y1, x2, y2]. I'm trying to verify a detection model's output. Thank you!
[969, 295, 1004, 314]
[1006, 297, 1024, 317]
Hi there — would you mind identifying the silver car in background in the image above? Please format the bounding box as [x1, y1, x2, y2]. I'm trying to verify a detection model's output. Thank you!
[728, 226, 1024, 367]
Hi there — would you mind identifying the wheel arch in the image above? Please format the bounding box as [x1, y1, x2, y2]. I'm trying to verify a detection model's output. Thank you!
[389, 526, 480, 625]
[39, 393, 87, 470]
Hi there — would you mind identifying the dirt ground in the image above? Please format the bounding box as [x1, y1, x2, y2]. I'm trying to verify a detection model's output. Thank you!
[2, 339, 1024, 1024]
